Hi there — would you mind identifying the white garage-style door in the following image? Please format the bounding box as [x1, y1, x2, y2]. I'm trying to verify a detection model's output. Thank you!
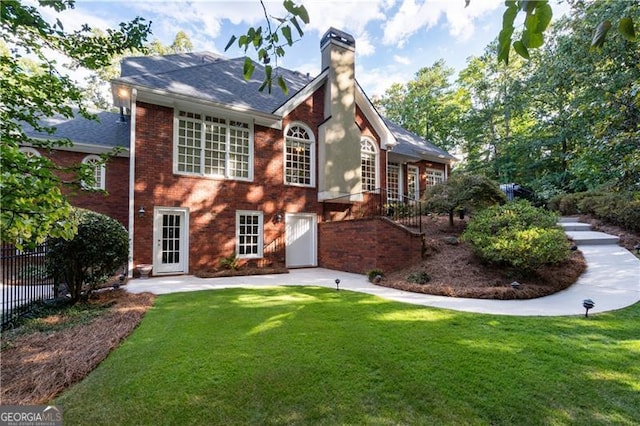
[285, 213, 317, 268]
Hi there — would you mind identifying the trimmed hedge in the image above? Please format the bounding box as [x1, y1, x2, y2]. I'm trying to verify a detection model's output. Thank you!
[462, 201, 570, 272]
[549, 191, 640, 232]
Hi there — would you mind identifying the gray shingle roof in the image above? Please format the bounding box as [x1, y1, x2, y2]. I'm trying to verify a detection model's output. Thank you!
[121, 52, 225, 77]
[23, 110, 130, 148]
[24, 52, 453, 162]
[383, 118, 457, 162]
[115, 54, 312, 113]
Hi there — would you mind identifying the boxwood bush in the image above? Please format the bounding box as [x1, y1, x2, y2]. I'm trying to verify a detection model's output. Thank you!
[462, 201, 570, 272]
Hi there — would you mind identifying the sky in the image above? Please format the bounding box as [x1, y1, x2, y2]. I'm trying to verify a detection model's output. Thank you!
[37, 0, 569, 98]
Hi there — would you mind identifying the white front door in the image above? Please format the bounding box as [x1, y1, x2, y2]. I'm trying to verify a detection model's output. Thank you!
[285, 213, 317, 268]
[153, 208, 189, 274]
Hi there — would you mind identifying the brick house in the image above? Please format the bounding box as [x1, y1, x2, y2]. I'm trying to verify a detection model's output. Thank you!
[26, 28, 455, 277]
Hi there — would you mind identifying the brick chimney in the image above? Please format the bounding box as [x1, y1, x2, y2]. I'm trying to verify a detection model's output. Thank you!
[317, 28, 362, 202]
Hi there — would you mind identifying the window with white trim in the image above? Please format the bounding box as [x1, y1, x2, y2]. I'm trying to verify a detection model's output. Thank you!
[175, 110, 252, 180]
[82, 155, 105, 190]
[284, 123, 314, 186]
[407, 165, 420, 200]
[236, 211, 264, 259]
[425, 168, 445, 186]
[19, 147, 41, 158]
[361, 138, 378, 191]
[387, 163, 400, 201]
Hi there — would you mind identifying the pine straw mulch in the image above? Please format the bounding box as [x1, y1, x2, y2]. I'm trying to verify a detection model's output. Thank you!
[380, 216, 588, 299]
[0, 290, 155, 405]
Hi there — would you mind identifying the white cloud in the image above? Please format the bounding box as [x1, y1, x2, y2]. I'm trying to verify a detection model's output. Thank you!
[393, 54, 412, 65]
[356, 63, 411, 97]
[383, 0, 502, 46]
[356, 31, 376, 57]
[303, 0, 387, 36]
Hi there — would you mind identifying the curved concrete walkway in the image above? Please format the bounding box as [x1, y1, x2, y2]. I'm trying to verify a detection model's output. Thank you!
[126, 221, 640, 317]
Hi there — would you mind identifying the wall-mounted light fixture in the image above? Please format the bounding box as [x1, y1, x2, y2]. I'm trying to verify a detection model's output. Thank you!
[111, 83, 131, 123]
[273, 212, 284, 224]
[137, 206, 146, 218]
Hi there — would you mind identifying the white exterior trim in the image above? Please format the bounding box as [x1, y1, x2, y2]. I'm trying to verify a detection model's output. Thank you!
[127, 89, 137, 277]
[235, 210, 264, 259]
[152, 207, 190, 275]
[124, 84, 283, 129]
[283, 121, 316, 188]
[81, 154, 106, 190]
[172, 109, 254, 182]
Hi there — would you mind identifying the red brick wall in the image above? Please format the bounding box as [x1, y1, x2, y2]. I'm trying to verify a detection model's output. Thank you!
[318, 218, 423, 274]
[36, 149, 129, 227]
[133, 92, 328, 273]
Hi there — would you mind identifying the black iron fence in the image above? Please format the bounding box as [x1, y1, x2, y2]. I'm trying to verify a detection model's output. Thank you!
[1, 243, 55, 330]
[323, 189, 423, 233]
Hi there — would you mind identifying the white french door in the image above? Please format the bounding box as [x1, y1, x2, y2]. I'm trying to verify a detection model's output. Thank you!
[153, 208, 189, 274]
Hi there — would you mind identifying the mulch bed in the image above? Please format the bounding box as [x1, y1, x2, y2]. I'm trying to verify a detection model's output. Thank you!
[380, 216, 588, 299]
[0, 290, 155, 405]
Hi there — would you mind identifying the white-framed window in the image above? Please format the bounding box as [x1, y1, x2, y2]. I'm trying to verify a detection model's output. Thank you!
[19, 147, 41, 158]
[387, 162, 402, 201]
[361, 137, 378, 192]
[407, 165, 420, 200]
[425, 168, 445, 186]
[236, 210, 264, 259]
[82, 155, 106, 190]
[284, 123, 315, 186]
[175, 110, 252, 180]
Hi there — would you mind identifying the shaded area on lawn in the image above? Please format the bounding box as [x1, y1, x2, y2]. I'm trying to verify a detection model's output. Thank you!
[48, 288, 640, 425]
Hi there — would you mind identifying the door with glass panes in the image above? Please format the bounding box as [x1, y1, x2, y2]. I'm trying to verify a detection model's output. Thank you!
[153, 208, 189, 274]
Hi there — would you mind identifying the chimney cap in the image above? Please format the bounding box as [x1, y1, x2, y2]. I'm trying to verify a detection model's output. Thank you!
[321, 27, 355, 50]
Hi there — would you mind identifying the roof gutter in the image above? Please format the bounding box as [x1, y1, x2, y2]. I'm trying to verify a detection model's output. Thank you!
[111, 80, 284, 130]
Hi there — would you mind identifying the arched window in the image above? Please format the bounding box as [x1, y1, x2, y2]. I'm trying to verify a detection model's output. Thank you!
[284, 123, 315, 186]
[19, 147, 41, 158]
[82, 155, 106, 190]
[360, 137, 378, 192]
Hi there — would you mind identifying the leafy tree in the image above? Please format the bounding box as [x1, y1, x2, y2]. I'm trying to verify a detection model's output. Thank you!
[47, 209, 129, 302]
[225, 0, 309, 93]
[374, 60, 464, 152]
[489, 0, 636, 64]
[422, 174, 507, 227]
[170, 30, 193, 53]
[1, 0, 151, 250]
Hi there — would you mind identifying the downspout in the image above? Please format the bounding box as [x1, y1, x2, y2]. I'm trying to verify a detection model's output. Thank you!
[127, 88, 138, 277]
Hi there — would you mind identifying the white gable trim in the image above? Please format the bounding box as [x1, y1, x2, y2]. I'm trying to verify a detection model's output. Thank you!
[354, 82, 397, 150]
[120, 83, 283, 130]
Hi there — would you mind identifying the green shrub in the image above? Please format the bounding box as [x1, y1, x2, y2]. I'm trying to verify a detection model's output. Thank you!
[220, 252, 240, 270]
[462, 201, 569, 271]
[619, 200, 640, 232]
[407, 271, 431, 285]
[367, 269, 384, 283]
[47, 209, 129, 302]
[557, 193, 588, 215]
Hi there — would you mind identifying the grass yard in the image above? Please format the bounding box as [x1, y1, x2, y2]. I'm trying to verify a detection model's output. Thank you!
[55, 287, 639, 425]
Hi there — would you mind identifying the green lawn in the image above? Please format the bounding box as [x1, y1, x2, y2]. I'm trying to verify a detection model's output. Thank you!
[56, 287, 640, 425]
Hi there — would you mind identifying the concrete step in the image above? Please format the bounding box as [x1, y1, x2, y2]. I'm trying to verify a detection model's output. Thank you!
[565, 230, 620, 246]
[559, 216, 581, 223]
[558, 222, 592, 232]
